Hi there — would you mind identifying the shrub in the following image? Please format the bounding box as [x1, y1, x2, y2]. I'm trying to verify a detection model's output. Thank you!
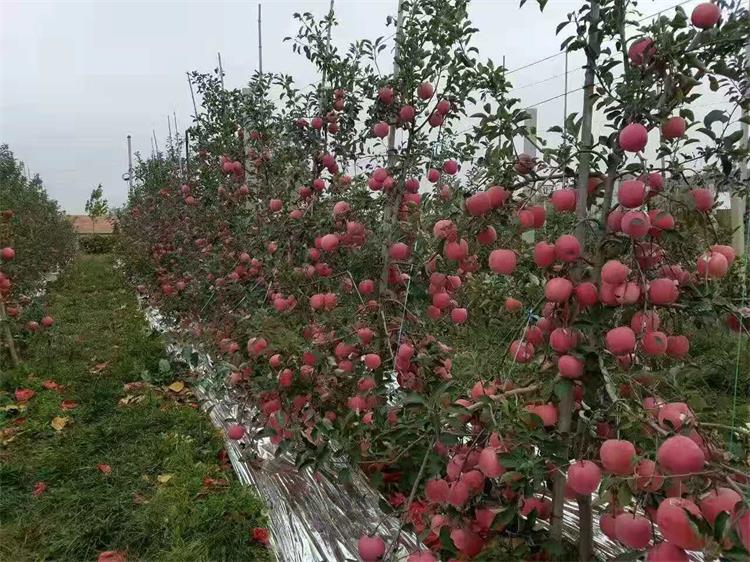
[79, 234, 116, 255]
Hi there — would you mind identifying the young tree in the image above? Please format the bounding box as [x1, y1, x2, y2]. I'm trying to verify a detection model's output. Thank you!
[85, 184, 109, 234]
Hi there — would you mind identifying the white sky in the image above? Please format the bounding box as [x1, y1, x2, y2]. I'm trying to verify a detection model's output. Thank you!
[1, 0, 715, 214]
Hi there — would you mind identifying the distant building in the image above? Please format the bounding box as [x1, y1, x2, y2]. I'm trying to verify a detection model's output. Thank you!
[67, 215, 115, 235]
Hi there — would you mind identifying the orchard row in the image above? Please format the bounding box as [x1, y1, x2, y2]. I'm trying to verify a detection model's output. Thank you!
[117, 2, 749, 561]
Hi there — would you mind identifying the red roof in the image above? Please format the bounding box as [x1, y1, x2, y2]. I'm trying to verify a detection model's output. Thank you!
[68, 215, 115, 234]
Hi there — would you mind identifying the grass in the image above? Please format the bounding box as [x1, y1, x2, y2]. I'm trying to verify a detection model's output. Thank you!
[0, 255, 272, 562]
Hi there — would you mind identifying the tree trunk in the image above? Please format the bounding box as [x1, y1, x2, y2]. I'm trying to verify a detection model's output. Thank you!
[577, 494, 594, 562]
[1, 301, 20, 367]
[549, 387, 573, 541]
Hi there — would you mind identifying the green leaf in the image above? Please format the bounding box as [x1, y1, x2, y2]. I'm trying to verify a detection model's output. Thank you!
[554, 380, 571, 400]
[158, 359, 171, 373]
[438, 526, 457, 554]
[723, 130, 744, 147]
[556, 20, 571, 35]
[617, 485, 633, 507]
[403, 393, 427, 407]
[181, 347, 194, 367]
[703, 109, 729, 129]
[714, 510, 730, 540]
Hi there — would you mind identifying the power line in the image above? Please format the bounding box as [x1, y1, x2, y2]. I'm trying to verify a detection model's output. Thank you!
[504, 0, 696, 75]
[527, 86, 585, 109]
[506, 52, 563, 75]
[637, 0, 693, 21]
[510, 68, 584, 93]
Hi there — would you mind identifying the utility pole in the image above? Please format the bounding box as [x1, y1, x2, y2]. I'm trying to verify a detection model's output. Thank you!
[173, 112, 182, 176]
[521, 108, 538, 245]
[376, 0, 405, 357]
[320, 0, 335, 94]
[731, 19, 749, 257]
[187, 73, 199, 118]
[127, 135, 133, 192]
[185, 131, 190, 177]
[574, 0, 600, 245]
[386, 0, 404, 167]
[258, 3, 263, 75]
[563, 50, 569, 133]
[218, 52, 225, 89]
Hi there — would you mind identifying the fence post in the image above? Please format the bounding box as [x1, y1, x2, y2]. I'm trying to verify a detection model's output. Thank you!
[127, 135, 133, 193]
[258, 3, 263, 75]
[521, 108, 538, 244]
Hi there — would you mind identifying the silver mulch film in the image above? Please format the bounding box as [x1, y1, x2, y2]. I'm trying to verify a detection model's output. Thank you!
[141, 303, 421, 562]
[140, 302, 707, 562]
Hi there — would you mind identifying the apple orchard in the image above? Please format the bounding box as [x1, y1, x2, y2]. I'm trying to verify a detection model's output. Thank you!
[111, 1, 750, 561]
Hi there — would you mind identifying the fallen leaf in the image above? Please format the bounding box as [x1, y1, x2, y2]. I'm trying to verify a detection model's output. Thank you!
[202, 476, 228, 488]
[1, 427, 18, 445]
[61, 400, 78, 410]
[217, 449, 231, 470]
[123, 382, 149, 392]
[32, 481, 47, 497]
[13, 417, 27, 426]
[89, 362, 110, 374]
[14, 388, 35, 402]
[132, 492, 148, 505]
[97, 463, 112, 474]
[118, 394, 145, 406]
[156, 474, 173, 484]
[42, 380, 61, 391]
[0, 403, 25, 414]
[97, 551, 127, 562]
[167, 381, 185, 393]
[51, 416, 69, 431]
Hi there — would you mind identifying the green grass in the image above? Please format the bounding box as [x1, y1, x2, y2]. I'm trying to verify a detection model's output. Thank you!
[0, 255, 272, 562]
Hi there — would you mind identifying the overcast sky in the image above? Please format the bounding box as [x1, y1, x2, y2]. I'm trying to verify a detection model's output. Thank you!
[1, 0, 713, 214]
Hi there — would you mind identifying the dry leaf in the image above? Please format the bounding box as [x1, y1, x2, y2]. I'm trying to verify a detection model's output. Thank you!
[89, 362, 110, 374]
[97, 551, 126, 562]
[118, 394, 145, 406]
[42, 380, 61, 391]
[51, 416, 69, 431]
[0, 403, 25, 413]
[202, 477, 228, 488]
[156, 473, 173, 484]
[1, 427, 18, 445]
[97, 463, 112, 474]
[123, 381, 149, 392]
[14, 388, 35, 402]
[167, 381, 185, 393]
[61, 400, 78, 410]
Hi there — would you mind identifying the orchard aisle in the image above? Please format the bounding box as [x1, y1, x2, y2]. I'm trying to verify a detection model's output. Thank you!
[0, 255, 272, 562]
